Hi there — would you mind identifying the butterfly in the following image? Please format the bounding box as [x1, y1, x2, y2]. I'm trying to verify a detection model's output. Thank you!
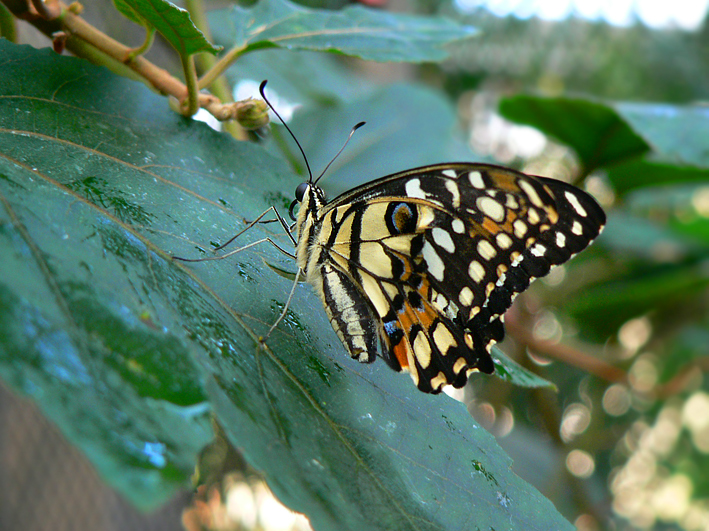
[178, 81, 606, 394]
[289, 159, 605, 394]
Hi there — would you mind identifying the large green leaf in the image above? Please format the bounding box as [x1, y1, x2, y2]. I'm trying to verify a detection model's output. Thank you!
[566, 261, 709, 339]
[286, 83, 488, 195]
[626, 183, 709, 245]
[498, 96, 650, 175]
[224, 49, 377, 106]
[499, 96, 709, 194]
[616, 102, 709, 168]
[115, 0, 221, 55]
[605, 159, 709, 195]
[209, 0, 477, 62]
[0, 41, 572, 530]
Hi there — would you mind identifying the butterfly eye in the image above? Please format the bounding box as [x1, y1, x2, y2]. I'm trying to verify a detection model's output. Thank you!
[295, 182, 309, 202]
[289, 183, 309, 220]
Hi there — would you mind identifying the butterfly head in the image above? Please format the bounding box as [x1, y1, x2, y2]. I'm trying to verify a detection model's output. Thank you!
[289, 181, 326, 221]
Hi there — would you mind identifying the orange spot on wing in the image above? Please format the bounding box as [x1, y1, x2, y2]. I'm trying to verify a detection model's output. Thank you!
[491, 171, 521, 192]
[415, 300, 437, 330]
[481, 217, 502, 235]
[391, 288, 441, 371]
[392, 340, 410, 369]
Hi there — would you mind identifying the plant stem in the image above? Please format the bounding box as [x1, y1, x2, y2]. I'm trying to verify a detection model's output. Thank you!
[59, 7, 187, 98]
[1, 0, 248, 129]
[126, 26, 155, 61]
[198, 45, 246, 91]
[185, 0, 245, 138]
[181, 53, 199, 116]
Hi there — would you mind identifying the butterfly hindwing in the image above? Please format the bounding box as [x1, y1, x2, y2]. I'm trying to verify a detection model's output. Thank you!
[297, 163, 605, 393]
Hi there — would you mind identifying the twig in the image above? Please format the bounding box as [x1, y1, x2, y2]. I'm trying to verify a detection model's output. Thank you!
[184, 0, 245, 138]
[1, 0, 247, 123]
[505, 306, 628, 385]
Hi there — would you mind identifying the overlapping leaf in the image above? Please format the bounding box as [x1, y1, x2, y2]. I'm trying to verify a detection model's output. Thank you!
[115, 0, 221, 55]
[498, 96, 650, 175]
[499, 95, 709, 194]
[209, 0, 477, 62]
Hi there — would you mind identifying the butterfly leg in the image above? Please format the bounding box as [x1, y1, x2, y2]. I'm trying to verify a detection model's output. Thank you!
[258, 267, 304, 344]
[173, 206, 296, 263]
[215, 205, 296, 251]
[173, 205, 305, 343]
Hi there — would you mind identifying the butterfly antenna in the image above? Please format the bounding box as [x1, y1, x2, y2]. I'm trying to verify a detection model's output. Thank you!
[259, 80, 313, 183]
[313, 122, 366, 186]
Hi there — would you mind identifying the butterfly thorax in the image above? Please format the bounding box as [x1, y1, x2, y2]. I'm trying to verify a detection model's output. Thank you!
[294, 183, 327, 282]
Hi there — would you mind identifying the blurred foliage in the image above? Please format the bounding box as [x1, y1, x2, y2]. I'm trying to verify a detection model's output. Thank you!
[1, 0, 709, 531]
[440, 8, 709, 103]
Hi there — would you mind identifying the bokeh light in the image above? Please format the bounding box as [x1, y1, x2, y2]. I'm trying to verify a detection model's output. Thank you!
[566, 449, 595, 478]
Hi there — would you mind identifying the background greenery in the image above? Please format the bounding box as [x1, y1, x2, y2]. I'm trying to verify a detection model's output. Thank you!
[0, 0, 707, 530]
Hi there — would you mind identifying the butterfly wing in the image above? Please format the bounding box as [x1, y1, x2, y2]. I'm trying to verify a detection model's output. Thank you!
[309, 163, 605, 393]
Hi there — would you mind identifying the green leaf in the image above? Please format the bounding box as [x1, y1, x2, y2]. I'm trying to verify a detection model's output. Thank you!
[285, 83, 486, 196]
[499, 97, 709, 194]
[626, 183, 709, 245]
[113, 0, 149, 26]
[605, 159, 709, 196]
[0, 41, 572, 530]
[566, 260, 709, 339]
[225, 49, 377, 106]
[491, 347, 557, 390]
[498, 96, 650, 174]
[209, 0, 477, 62]
[616, 102, 709, 168]
[116, 0, 221, 55]
[598, 212, 704, 262]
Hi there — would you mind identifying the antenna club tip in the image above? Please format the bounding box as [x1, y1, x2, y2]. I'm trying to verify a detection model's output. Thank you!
[259, 79, 268, 93]
[354, 121, 366, 130]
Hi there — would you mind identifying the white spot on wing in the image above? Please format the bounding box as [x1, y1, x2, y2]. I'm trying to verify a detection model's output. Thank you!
[452, 218, 465, 233]
[413, 333, 432, 369]
[430, 371, 448, 391]
[556, 232, 567, 248]
[565, 191, 588, 217]
[459, 286, 474, 306]
[477, 197, 505, 222]
[417, 205, 436, 230]
[477, 239, 497, 260]
[468, 260, 486, 282]
[454, 357, 467, 374]
[468, 171, 485, 189]
[531, 243, 547, 257]
[445, 180, 461, 207]
[572, 221, 583, 235]
[510, 251, 523, 267]
[405, 178, 427, 200]
[528, 208, 540, 224]
[422, 242, 445, 281]
[442, 169, 457, 178]
[432, 227, 456, 253]
[432, 322, 457, 354]
[505, 194, 519, 209]
[444, 299, 459, 321]
[496, 233, 513, 249]
[435, 292, 448, 312]
[520, 180, 544, 208]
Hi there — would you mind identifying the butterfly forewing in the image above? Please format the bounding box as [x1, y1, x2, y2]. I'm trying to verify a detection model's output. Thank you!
[296, 163, 605, 394]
